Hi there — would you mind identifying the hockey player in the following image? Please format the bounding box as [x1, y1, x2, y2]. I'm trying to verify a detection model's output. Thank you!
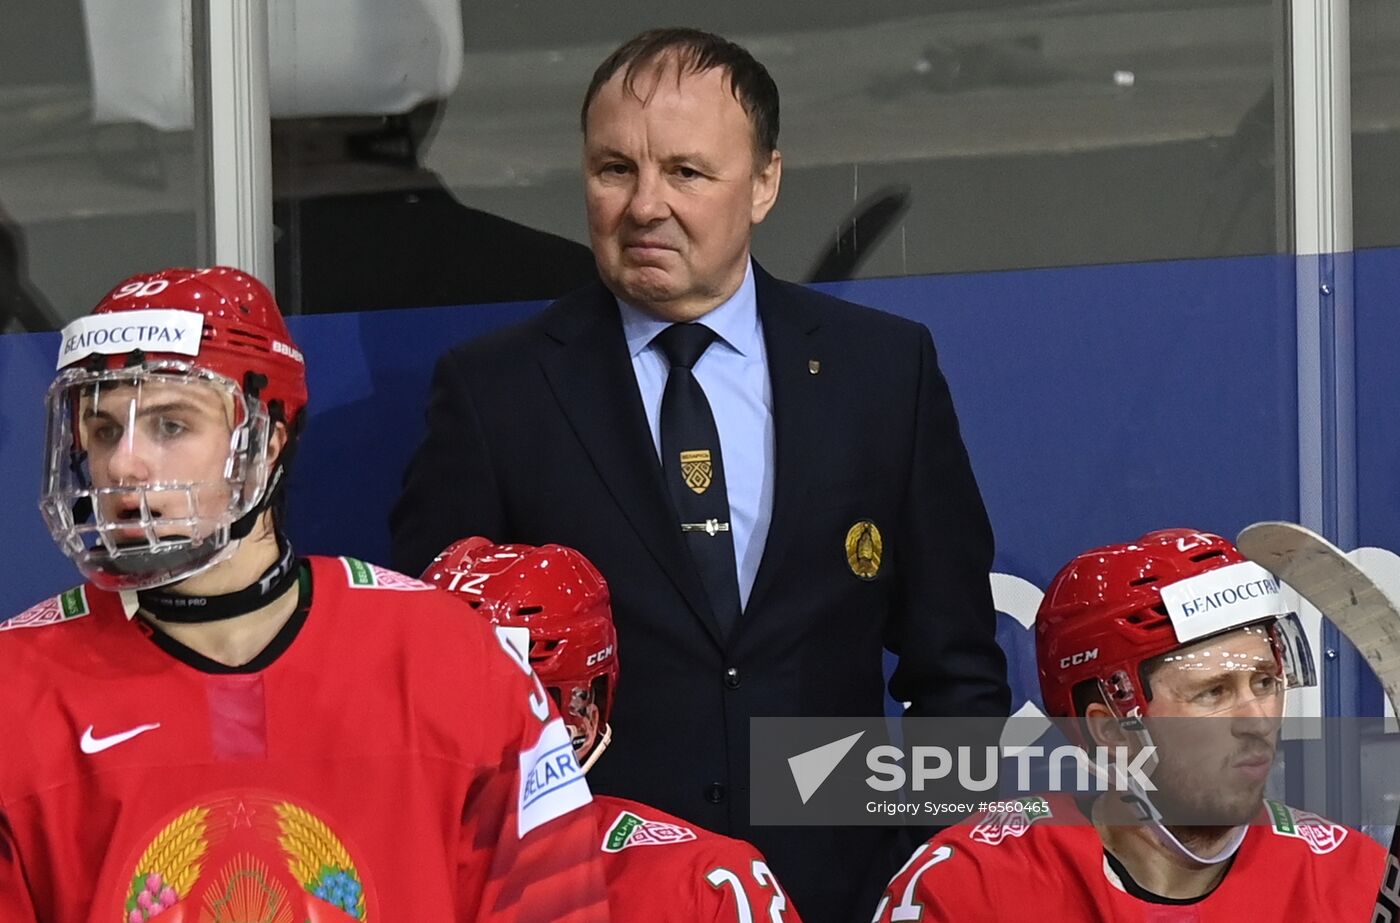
[0, 267, 607, 921]
[874, 528, 1386, 922]
[424, 536, 805, 923]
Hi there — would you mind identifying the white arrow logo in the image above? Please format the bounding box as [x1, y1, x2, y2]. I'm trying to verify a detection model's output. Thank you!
[80, 723, 161, 754]
[788, 731, 865, 804]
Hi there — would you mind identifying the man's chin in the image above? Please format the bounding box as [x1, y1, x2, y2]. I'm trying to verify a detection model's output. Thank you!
[1166, 823, 1252, 858]
[611, 269, 678, 303]
[1160, 792, 1265, 828]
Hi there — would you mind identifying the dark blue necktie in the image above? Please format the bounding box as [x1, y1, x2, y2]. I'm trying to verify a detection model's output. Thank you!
[655, 323, 742, 637]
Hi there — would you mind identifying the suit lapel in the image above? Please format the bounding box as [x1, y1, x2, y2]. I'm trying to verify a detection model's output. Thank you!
[539, 285, 726, 645]
[745, 266, 823, 619]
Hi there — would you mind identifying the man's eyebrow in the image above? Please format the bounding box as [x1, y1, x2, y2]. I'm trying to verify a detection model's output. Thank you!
[1176, 664, 1274, 688]
[663, 152, 719, 171]
[137, 400, 205, 415]
[84, 400, 208, 420]
[587, 145, 634, 162]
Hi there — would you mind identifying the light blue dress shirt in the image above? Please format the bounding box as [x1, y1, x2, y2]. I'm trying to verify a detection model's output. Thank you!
[616, 261, 775, 612]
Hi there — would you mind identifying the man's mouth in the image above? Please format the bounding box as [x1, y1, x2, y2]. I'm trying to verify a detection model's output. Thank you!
[623, 240, 677, 255]
[116, 504, 163, 522]
[1230, 751, 1275, 782]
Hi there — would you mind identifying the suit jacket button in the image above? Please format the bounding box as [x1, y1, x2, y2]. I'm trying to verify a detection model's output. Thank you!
[705, 782, 726, 803]
[724, 667, 741, 689]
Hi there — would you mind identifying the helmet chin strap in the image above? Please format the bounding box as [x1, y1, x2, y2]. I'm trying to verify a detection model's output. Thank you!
[580, 723, 613, 774]
[133, 452, 298, 624]
[229, 462, 284, 542]
[1111, 722, 1249, 867]
[135, 531, 298, 623]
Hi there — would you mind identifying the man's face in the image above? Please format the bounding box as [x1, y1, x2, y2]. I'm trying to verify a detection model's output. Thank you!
[565, 684, 602, 757]
[1136, 626, 1285, 827]
[583, 61, 781, 322]
[81, 378, 236, 538]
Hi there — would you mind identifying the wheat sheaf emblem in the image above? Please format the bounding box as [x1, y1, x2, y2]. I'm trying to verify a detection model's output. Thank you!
[126, 806, 211, 920]
[275, 802, 368, 919]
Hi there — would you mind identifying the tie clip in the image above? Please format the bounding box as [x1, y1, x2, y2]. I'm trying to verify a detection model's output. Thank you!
[681, 519, 730, 536]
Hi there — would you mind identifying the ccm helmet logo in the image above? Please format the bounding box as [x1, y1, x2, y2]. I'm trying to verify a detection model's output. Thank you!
[585, 645, 614, 666]
[1060, 648, 1099, 669]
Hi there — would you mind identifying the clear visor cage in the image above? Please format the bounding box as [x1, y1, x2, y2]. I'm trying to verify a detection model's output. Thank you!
[1124, 613, 1319, 719]
[39, 361, 272, 591]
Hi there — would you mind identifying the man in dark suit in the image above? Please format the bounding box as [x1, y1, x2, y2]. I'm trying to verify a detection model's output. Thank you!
[391, 28, 1009, 923]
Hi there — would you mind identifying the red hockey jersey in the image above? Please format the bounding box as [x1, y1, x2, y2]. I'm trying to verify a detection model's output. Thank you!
[0, 556, 608, 923]
[592, 794, 803, 923]
[873, 795, 1387, 922]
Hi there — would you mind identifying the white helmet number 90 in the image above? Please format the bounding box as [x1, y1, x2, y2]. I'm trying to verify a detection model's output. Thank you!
[113, 280, 170, 299]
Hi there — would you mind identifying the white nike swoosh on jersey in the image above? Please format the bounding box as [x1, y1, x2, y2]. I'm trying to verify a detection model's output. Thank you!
[79, 722, 161, 754]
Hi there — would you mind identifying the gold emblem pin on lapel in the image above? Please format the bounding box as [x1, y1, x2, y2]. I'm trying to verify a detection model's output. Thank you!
[808, 359, 821, 375]
[679, 449, 713, 494]
[845, 520, 883, 580]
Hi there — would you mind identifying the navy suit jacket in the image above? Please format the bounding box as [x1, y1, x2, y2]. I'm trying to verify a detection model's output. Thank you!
[391, 264, 1009, 922]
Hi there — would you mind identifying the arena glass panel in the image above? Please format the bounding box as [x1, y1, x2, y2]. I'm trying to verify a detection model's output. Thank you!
[0, 0, 202, 334]
[268, 0, 1288, 314]
[1352, 0, 1400, 250]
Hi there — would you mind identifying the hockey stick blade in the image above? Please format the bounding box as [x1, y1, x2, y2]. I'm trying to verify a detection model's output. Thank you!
[1236, 520, 1400, 921]
[1238, 522, 1400, 702]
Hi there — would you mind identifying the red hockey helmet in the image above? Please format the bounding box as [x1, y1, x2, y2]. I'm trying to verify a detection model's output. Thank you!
[87, 267, 307, 425]
[423, 538, 618, 768]
[39, 267, 308, 590]
[1036, 528, 1316, 723]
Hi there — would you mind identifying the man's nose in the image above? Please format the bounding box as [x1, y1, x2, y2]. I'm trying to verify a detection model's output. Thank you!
[104, 437, 153, 486]
[626, 168, 671, 225]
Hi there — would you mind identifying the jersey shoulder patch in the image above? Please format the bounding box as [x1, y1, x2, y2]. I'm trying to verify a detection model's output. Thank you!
[1265, 800, 1349, 855]
[1, 586, 92, 632]
[601, 809, 699, 853]
[338, 558, 434, 591]
[967, 797, 1054, 846]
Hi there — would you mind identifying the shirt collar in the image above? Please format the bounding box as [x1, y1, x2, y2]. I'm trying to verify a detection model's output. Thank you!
[618, 260, 760, 359]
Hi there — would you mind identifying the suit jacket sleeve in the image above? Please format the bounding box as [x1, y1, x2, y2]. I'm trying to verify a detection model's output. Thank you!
[391, 347, 507, 575]
[886, 324, 1010, 719]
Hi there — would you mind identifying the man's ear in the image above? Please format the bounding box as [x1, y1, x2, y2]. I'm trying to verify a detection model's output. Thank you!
[751, 149, 782, 225]
[1083, 701, 1131, 749]
[267, 420, 289, 469]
